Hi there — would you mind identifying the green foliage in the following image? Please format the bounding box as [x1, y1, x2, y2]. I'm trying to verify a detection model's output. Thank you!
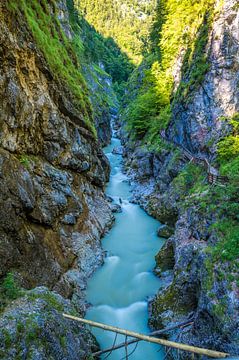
[7, 0, 95, 135]
[174, 11, 213, 103]
[145, 105, 172, 150]
[123, 0, 217, 147]
[1, 273, 22, 301]
[172, 163, 206, 200]
[218, 113, 239, 161]
[0, 273, 23, 313]
[2, 329, 12, 349]
[76, 0, 158, 64]
[19, 155, 30, 169]
[208, 115, 239, 265]
[67, 0, 133, 99]
[126, 88, 161, 138]
[173, 158, 239, 265]
[211, 221, 239, 262]
[218, 135, 239, 160]
[60, 335, 66, 349]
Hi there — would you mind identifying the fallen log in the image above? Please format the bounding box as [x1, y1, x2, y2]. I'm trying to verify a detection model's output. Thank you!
[63, 314, 230, 358]
[92, 319, 194, 357]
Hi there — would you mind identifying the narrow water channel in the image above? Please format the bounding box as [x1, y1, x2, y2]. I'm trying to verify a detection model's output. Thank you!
[86, 133, 164, 359]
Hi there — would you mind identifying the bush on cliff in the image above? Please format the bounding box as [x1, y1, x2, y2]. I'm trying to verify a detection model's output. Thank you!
[7, 0, 95, 134]
[124, 0, 216, 147]
[0, 273, 22, 312]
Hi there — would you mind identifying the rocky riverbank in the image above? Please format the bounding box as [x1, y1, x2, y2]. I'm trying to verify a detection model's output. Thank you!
[120, 1, 239, 357]
[0, 0, 117, 358]
[122, 137, 239, 358]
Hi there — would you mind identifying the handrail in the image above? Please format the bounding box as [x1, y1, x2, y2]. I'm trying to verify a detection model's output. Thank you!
[160, 131, 229, 185]
[63, 314, 230, 358]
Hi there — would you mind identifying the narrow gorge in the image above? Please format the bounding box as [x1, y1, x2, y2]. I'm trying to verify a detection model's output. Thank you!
[0, 0, 238, 359]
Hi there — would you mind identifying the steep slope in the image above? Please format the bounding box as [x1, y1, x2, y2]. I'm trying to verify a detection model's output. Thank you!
[76, 0, 157, 65]
[122, 0, 239, 357]
[0, 0, 118, 357]
[66, 0, 121, 144]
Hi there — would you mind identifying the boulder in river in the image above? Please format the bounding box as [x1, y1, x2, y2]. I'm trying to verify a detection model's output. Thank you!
[112, 146, 124, 155]
[110, 204, 122, 213]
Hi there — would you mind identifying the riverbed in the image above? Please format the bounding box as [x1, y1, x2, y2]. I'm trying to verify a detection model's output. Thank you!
[86, 134, 164, 359]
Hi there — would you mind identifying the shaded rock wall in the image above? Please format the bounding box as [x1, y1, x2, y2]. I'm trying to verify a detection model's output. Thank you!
[168, 0, 239, 157]
[0, 0, 116, 357]
[122, 0, 239, 357]
[0, 0, 113, 300]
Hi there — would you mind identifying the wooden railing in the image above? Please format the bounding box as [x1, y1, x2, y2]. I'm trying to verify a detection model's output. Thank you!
[63, 314, 231, 359]
[160, 130, 229, 185]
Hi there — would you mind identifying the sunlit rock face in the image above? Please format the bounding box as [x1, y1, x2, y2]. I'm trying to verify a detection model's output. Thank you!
[169, 0, 239, 157]
[121, 0, 239, 357]
[0, 0, 114, 293]
[0, 0, 117, 357]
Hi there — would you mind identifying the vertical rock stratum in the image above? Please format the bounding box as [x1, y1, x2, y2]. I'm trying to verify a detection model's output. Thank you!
[0, 0, 116, 358]
[122, 0, 239, 358]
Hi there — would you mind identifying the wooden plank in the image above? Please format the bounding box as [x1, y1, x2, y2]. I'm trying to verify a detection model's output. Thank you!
[63, 314, 230, 358]
[92, 320, 194, 357]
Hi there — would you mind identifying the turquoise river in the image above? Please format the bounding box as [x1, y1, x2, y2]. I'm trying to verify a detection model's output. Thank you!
[86, 133, 165, 359]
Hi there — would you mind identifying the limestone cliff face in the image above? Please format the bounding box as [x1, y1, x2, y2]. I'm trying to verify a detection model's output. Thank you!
[122, 0, 239, 357]
[58, 0, 116, 146]
[0, 1, 114, 357]
[168, 0, 239, 157]
[0, 0, 113, 291]
[84, 62, 118, 147]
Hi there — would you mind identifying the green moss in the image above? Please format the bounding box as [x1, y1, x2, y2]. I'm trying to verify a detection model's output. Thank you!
[27, 291, 64, 312]
[59, 335, 66, 349]
[171, 163, 207, 201]
[203, 258, 214, 291]
[16, 322, 25, 336]
[212, 300, 228, 321]
[7, 0, 96, 135]
[2, 329, 12, 349]
[210, 221, 239, 262]
[19, 155, 31, 169]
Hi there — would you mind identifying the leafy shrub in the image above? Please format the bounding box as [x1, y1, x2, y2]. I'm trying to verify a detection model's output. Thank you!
[126, 88, 161, 138]
[124, 0, 217, 147]
[218, 113, 239, 161]
[0, 273, 22, 303]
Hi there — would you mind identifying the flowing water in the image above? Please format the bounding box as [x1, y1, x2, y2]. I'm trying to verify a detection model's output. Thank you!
[86, 134, 165, 359]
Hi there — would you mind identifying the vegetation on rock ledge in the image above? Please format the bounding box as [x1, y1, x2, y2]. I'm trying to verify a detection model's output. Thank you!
[7, 0, 95, 134]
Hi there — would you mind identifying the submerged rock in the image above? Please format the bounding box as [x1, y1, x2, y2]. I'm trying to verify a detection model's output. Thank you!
[112, 146, 124, 155]
[110, 203, 122, 213]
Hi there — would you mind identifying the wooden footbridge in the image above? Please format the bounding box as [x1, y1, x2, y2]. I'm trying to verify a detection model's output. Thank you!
[63, 314, 233, 359]
[160, 130, 228, 185]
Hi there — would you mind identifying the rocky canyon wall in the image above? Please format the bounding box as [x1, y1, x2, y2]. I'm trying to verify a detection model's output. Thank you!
[122, 0, 239, 357]
[0, 0, 115, 358]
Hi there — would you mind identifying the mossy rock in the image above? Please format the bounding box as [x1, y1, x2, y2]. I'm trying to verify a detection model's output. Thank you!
[155, 239, 175, 272]
[157, 224, 174, 239]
